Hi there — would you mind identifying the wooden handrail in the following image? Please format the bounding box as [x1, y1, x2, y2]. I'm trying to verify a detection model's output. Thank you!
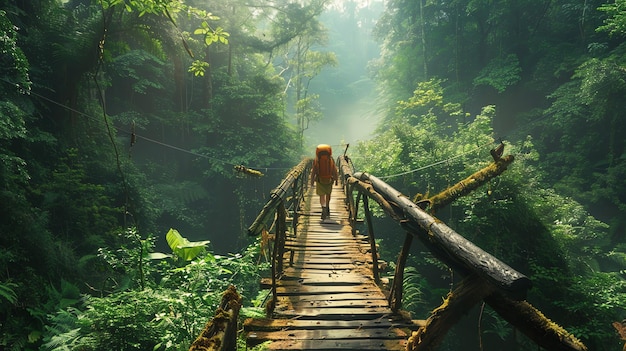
[188, 285, 242, 351]
[247, 158, 312, 237]
[355, 171, 532, 299]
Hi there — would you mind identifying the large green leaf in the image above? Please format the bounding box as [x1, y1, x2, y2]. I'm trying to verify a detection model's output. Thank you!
[165, 228, 210, 261]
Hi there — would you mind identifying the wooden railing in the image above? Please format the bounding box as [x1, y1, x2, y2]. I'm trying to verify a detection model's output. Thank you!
[188, 285, 241, 351]
[247, 158, 312, 312]
[336, 155, 586, 351]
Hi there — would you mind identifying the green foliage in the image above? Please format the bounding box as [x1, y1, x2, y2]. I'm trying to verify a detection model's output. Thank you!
[110, 50, 169, 94]
[597, 0, 626, 36]
[0, 9, 31, 92]
[40, 148, 121, 249]
[0, 281, 18, 305]
[356, 71, 622, 349]
[400, 266, 424, 313]
[41, 237, 265, 351]
[188, 60, 209, 77]
[481, 307, 512, 341]
[194, 20, 229, 46]
[165, 228, 210, 261]
[473, 54, 522, 93]
[559, 272, 626, 341]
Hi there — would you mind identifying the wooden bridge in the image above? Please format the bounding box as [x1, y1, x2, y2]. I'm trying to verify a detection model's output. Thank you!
[245, 181, 417, 350]
[189, 155, 589, 351]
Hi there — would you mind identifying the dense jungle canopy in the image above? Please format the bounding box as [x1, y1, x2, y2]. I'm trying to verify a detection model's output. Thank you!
[1, 0, 625, 350]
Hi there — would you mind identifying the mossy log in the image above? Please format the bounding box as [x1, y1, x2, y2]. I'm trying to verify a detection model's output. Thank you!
[420, 155, 514, 213]
[188, 285, 242, 351]
[354, 172, 531, 299]
[485, 293, 588, 351]
[407, 276, 495, 351]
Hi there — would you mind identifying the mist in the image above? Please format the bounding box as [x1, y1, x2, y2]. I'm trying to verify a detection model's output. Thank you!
[303, 1, 384, 152]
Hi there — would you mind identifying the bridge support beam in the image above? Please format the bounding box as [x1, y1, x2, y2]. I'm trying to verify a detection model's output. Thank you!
[389, 232, 413, 312]
[407, 275, 494, 351]
[188, 285, 242, 351]
[485, 293, 588, 351]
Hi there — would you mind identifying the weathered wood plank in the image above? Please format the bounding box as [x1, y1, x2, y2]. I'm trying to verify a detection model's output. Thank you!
[274, 307, 392, 319]
[275, 285, 382, 295]
[263, 339, 408, 351]
[277, 291, 388, 302]
[247, 328, 407, 343]
[262, 276, 375, 286]
[280, 262, 371, 272]
[278, 298, 389, 309]
[244, 318, 420, 331]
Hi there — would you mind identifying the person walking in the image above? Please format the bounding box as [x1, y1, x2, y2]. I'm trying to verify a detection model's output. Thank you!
[310, 144, 338, 219]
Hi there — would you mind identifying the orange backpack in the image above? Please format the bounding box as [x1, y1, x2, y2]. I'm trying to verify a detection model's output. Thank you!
[314, 144, 335, 184]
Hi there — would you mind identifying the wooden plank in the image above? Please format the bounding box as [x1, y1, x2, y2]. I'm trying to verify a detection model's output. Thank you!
[277, 291, 388, 302]
[277, 272, 376, 281]
[289, 258, 369, 264]
[247, 328, 407, 342]
[264, 276, 374, 285]
[244, 318, 425, 332]
[263, 339, 407, 351]
[285, 244, 368, 250]
[279, 298, 389, 309]
[280, 268, 360, 275]
[282, 263, 371, 270]
[274, 306, 392, 319]
[276, 285, 381, 295]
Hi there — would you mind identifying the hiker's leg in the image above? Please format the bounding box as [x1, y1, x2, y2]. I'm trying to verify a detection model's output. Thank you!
[319, 194, 327, 206]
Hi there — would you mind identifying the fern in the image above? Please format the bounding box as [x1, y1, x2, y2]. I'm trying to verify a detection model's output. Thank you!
[0, 281, 18, 304]
[41, 308, 93, 351]
[402, 266, 424, 313]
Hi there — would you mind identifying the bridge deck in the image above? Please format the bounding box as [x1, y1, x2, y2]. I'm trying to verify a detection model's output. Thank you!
[244, 184, 419, 350]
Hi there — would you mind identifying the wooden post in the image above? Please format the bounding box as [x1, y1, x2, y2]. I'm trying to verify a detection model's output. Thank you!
[291, 178, 299, 237]
[389, 232, 413, 312]
[406, 276, 495, 351]
[189, 285, 242, 351]
[248, 158, 311, 237]
[347, 183, 357, 235]
[362, 195, 380, 284]
[276, 202, 287, 276]
[353, 191, 362, 236]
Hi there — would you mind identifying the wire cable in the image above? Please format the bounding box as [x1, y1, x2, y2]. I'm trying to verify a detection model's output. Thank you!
[10, 80, 290, 171]
[375, 139, 494, 180]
